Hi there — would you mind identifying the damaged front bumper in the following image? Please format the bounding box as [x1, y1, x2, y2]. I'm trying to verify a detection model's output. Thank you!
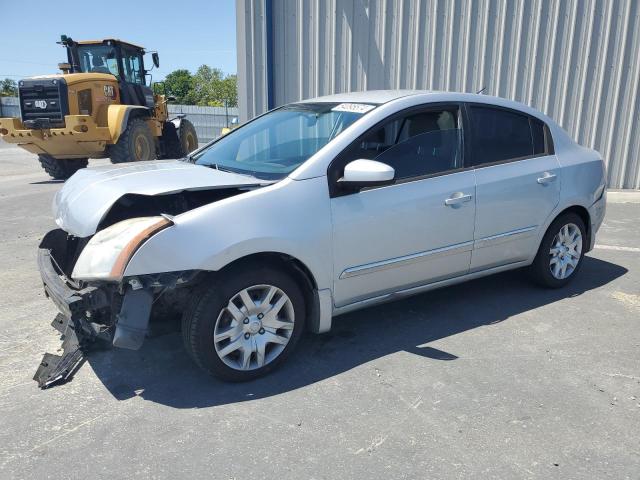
[35, 230, 171, 388]
[35, 231, 115, 388]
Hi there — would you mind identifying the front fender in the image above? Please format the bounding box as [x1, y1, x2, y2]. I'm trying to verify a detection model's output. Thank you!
[107, 105, 149, 143]
[123, 176, 334, 290]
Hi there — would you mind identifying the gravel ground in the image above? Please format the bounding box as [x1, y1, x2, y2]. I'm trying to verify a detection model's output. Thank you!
[0, 141, 638, 479]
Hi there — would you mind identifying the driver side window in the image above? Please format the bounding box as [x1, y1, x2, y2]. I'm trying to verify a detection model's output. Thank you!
[335, 106, 463, 185]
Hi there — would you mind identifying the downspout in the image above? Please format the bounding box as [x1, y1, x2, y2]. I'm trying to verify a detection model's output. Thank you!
[265, 0, 275, 110]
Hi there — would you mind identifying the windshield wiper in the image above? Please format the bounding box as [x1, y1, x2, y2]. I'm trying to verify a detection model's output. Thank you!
[203, 163, 256, 177]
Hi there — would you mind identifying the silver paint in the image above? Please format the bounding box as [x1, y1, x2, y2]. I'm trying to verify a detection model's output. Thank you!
[54, 92, 606, 334]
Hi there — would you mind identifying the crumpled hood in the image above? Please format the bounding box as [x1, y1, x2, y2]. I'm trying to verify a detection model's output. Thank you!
[53, 160, 266, 237]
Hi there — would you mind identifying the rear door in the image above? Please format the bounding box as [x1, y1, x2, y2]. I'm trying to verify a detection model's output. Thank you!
[467, 104, 560, 271]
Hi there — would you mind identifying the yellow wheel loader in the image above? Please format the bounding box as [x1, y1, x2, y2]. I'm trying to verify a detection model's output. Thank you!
[0, 35, 198, 179]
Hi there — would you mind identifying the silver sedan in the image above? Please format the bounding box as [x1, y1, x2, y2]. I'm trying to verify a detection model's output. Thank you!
[38, 91, 606, 383]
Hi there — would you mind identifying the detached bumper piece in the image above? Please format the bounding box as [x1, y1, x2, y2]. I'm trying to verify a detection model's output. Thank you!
[34, 314, 85, 388]
[35, 231, 111, 389]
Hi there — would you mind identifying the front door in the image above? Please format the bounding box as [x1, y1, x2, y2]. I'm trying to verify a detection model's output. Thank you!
[329, 104, 477, 307]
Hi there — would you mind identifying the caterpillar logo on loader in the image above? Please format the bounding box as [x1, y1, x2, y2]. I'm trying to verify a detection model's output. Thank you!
[0, 35, 198, 179]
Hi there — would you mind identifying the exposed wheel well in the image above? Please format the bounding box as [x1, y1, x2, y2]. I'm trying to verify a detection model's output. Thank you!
[218, 252, 317, 289]
[555, 205, 592, 251]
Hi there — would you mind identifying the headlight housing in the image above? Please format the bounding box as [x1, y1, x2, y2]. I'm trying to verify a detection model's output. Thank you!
[72, 216, 172, 281]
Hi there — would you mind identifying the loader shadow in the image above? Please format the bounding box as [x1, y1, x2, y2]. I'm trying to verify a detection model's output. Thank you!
[88, 256, 626, 408]
[30, 180, 64, 185]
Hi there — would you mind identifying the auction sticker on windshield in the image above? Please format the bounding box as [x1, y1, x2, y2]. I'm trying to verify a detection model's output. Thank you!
[331, 103, 375, 113]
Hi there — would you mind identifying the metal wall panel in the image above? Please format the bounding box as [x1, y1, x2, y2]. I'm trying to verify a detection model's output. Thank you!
[167, 105, 239, 143]
[0, 97, 19, 118]
[237, 0, 640, 188]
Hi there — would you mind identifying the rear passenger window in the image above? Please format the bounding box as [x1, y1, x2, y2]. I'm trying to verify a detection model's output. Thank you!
[470, 106, 534, 165]
[338, 108, 463, 181]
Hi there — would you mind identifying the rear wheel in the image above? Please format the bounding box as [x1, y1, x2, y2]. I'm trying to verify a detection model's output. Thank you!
[177, 119, 198, 155]
[529, 212, 586, 288]
[182, 265, 306, 381]
[110, 117, 157, 164]
[38, 155, 88, 180]
[161, 119, 198, 159]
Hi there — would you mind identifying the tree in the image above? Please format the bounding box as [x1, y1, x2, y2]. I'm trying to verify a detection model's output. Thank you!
[161, 69, 193, 103]
[220, 74, 238, 107]
[155, 67, 237, 106]
[0, 78, 17, 96]
[192, 65, 224, 106]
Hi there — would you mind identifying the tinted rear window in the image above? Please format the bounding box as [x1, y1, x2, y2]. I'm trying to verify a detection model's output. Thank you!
[470, 106, 534, 165]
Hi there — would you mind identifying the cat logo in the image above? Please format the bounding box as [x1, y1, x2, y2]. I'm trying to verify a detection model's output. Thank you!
[103, 85, 115, 98]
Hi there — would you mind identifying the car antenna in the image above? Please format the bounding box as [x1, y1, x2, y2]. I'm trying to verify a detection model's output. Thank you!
[476, 86, 487, 94]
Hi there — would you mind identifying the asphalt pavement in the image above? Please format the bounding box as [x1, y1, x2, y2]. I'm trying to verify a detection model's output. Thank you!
[0, 141, 638, 479]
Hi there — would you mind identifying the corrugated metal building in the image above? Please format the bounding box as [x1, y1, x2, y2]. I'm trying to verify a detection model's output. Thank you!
[236, 0, 640, 189]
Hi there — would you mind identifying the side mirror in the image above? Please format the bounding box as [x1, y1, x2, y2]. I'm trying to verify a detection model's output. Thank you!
[339, 159, 395, 190]
[152, 52, 160, 68]
[166, 95, 176, 103]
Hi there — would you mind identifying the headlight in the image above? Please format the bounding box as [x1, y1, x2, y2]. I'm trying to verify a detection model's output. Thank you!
[72, 216, 172, 281]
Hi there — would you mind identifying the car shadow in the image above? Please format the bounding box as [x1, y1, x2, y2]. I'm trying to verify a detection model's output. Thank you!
[87, 256, 627, 407]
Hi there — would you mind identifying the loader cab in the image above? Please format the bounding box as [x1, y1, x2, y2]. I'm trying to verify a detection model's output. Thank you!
[62, 37, 157, 109]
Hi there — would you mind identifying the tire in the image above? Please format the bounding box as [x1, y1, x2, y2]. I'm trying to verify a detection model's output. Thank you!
[160, 121, 182, 159]
[177, 119, 198, 155]
[160, 119, 198, 159]
[182, 264, 306, 381]
[110, 117, 157, 164]
[529, 212, 587, 288]
[38, 155, 88, 180]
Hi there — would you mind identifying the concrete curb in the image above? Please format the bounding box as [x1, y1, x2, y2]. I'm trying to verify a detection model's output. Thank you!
[607, 190, 640, 204]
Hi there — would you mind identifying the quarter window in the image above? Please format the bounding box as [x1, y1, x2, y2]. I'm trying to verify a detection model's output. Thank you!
[337, 107, 463, 181]
[531, 118, 546, 155]
[469, 106, 535, 165]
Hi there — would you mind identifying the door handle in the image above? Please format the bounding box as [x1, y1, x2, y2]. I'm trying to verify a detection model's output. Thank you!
[537, 172, 557, 184]
[445, 192, 473, 206]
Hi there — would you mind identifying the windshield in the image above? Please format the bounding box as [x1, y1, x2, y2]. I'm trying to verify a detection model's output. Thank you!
[77, 45, 119, 77]
[192, 102, 375, 180]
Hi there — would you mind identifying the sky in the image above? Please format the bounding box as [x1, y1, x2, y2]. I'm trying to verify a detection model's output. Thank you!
[0, 0, 237, 81]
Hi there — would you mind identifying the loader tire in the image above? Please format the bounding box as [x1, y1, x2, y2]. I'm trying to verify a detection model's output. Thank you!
[177, 119, 198, 155]
[38, 155, 88, 180]
[160, 122, 182, 159]
[162, 119, 198, 159]
[110, 117, 157, 164]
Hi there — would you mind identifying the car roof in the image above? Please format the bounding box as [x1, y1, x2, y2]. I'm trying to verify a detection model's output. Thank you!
[303, 89, 536, 109]
[299, 90, 558, 125]
[299, 90, 435, 105]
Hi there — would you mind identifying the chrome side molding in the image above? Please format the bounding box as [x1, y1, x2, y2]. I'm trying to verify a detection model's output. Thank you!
[340, 241, 474, 279]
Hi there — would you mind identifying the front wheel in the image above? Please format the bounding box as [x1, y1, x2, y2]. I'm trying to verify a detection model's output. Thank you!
[38, 155, 88, 180]
[182, 265, 306, 381]
[529, 212, 587, 288]
[110, 117, 157, 163]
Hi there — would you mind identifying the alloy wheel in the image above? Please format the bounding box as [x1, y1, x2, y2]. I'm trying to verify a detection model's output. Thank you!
[213, 284, 295, 371]
[549, 223, 583, 280]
